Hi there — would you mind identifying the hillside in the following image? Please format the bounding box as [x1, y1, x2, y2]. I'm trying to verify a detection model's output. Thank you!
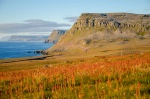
[44, 30, 67, 44]
[46, 13, 150, 55]
[8, 35, 48, 42]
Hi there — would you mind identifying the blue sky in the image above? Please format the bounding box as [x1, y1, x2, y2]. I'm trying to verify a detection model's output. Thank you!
[0, 0, 150, 38]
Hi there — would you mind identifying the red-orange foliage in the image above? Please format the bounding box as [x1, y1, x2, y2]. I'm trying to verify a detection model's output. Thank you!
[0, 53, 149, 82]
[0, 53, 150, 98]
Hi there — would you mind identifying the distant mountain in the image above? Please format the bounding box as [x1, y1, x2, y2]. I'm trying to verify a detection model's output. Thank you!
[45, 13, 150, 53]
[44, 30, 67, 44]
[8, 35, 48, 42]
[0, 36, 10, 41]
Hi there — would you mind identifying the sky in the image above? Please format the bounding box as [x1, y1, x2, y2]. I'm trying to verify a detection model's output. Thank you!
[0, 0, 150, 38]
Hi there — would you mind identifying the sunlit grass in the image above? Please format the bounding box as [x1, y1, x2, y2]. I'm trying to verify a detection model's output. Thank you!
[0, 53, 150, 98]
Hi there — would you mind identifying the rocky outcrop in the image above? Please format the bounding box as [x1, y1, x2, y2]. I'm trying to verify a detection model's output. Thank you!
[70, 13, 150, 33]
[46, 13, 150, 52]
[44, 30, 67, 44]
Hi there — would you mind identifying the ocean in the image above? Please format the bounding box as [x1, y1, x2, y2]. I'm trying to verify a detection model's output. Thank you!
[0, 42, 53, 59]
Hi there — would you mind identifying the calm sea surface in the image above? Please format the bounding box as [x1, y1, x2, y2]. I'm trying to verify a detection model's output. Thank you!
[0, 42, 53, 59]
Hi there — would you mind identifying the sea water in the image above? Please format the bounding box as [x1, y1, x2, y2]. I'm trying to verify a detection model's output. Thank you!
[0, 41, 53, 59]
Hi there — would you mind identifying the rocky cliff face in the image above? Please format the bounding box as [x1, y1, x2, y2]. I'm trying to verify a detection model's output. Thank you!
[71, 13, 149, 31]
[44, 30, 67, 44]
[46, 13, 150, 53]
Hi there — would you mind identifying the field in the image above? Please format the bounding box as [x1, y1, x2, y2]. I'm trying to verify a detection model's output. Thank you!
[0, 53, 150, 99]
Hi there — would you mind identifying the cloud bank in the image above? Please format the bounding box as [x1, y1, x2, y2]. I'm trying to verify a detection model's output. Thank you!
[0, 19, 71, 33]
[64, 16, 78, 23]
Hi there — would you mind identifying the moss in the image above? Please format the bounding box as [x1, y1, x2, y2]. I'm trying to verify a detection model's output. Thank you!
[137, 31, 146, 36]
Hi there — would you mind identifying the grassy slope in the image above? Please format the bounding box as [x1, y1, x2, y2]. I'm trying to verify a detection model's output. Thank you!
[0, 38, 150, 72]
[0, 39, 150, 72]
[46, 13, 150, 53]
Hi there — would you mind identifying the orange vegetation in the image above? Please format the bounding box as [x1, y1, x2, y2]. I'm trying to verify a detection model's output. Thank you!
[0, 53, 150, 98]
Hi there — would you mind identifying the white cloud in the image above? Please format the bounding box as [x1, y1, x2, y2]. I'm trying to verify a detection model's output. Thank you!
[64, 16, 78, 23]
[0, 19, 71, 33]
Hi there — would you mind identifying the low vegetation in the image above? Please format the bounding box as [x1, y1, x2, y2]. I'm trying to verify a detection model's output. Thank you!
[0, 53, 150, 98]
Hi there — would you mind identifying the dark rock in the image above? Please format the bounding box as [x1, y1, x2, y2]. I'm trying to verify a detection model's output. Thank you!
[27, 51, 32, 53]
[34, 50, 44, 54]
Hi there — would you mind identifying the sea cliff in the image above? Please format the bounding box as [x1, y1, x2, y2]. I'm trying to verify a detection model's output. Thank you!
[44, 30, 67, 44]
[46, 13, 150, 54]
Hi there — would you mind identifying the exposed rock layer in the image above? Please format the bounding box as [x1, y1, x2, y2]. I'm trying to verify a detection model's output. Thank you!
[44, 30, 67, 44]
[46, 13, 150, 53]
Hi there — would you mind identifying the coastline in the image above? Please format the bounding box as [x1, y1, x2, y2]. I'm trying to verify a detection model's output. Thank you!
[0, 41, 53, 59]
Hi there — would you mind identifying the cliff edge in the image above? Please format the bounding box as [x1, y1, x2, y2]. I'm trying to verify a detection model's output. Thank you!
[46, 13, 150, 54]
[44, 30, 67, 44]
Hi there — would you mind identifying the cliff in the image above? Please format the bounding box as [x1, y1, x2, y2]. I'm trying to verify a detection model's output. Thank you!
[44, 30, 67, 44]
[46, 13, 150, 53]
[8, 35, 48, 42]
